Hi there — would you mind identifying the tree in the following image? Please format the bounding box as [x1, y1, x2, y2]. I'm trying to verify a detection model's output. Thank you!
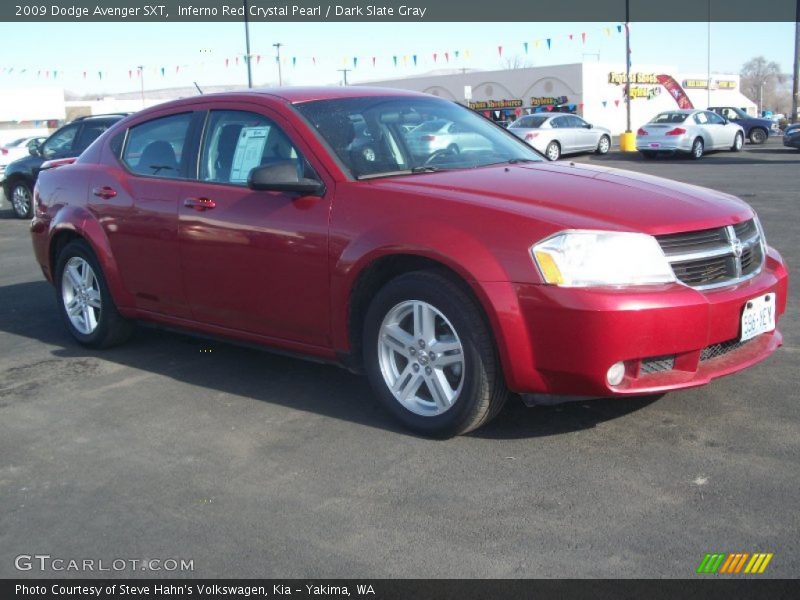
[501, 55, 532, 70]
[740, 56, 787, 113]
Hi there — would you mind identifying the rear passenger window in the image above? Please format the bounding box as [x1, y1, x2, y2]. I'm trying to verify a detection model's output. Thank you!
[122, 113, 192, 178]
[199, 110, 302, 185]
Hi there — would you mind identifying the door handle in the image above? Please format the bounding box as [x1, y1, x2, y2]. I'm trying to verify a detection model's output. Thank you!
[92, 186, 117, 200]
[183, 197, 216, 211]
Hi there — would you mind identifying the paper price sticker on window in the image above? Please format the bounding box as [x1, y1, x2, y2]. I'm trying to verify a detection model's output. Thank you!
[230, 127, 269, 183]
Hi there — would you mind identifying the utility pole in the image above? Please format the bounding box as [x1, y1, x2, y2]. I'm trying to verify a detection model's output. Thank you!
[243, 0, 252, 88]
[337, 68, 351, 86]
[792, 0, 799, 122]
[137, 65, 144, 108]
[273, 42, 284, 86]
[707, 0, 711, 108]
[620, 0, 635, 151]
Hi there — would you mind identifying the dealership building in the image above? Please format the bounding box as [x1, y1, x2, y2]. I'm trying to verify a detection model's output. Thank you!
[363, 62, 757, 134]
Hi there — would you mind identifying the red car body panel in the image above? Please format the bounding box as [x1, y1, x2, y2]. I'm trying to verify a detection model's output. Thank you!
[30, 87, 789, 397]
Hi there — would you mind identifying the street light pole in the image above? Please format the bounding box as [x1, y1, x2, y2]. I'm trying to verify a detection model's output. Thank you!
[337, 68, 351, 86]
[707, 0, 711, 108]
[273, 43, 284, 86]
[625, 0, 631, 134]
[792, 0, 799, 122]
[243, 0, 252, 88]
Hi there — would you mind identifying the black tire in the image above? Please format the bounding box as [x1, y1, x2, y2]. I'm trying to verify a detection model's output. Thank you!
[545, 141, 561, 161]
[690, 137, 704, 160]
[363, 270, 507, 437]
[748, 128, 767, 144]
[731, 132, 744, 152]
[10, 179, 33, 219]
[595, 135, 611, 155]
[54, 239, 134, 348]
[447, 143, 460, 154]
[641, 151, 657, 160]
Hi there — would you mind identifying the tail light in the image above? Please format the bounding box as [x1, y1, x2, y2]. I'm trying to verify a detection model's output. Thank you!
[525, 132, 539, 140]
[420, 135, 437, 142]
[666, 128, 687, 136]
[1, 148, 7, 155]
[637, 128, 648, 136]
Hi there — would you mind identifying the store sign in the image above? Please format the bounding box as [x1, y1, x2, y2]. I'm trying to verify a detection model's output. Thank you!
[608, 72, 659, 84]
[468, 99, 523, 110]
[683, 79, 737, 90]
[530, 95, 568, 106]
[629, 86, 661, 100]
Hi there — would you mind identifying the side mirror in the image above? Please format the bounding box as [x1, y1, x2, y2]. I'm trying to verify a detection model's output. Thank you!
[585, 123, 593, 129]
[247, 161, 325, 196]
[29, 143, 41, 157]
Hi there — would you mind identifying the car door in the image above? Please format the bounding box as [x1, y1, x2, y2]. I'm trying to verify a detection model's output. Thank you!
[40, 123, 80, 161]
[177, 105, 332, 348]
[569, 115, 597, 151]
[705, 110, 736, 147]
[550, 116, 576, 153]
[88, 110, 198, 318]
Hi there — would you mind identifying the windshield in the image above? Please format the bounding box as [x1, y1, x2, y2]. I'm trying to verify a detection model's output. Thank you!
[294, 96, 542, 179]
[650, 112, 689, 124]
[4, 137, 29, 148]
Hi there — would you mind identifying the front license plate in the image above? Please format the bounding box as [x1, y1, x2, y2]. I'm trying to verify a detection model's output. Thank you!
[649, 143, 661, 148]
[740, 293, 776, 342]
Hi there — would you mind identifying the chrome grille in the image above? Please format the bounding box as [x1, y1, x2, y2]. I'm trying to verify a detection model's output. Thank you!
[656, 219, 764, 289]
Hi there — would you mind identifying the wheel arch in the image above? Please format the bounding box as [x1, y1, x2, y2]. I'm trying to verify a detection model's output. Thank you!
[48, 208, 134, 311]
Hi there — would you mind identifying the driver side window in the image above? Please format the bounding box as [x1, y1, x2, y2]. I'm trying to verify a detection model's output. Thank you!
[41, 124, 79, 159]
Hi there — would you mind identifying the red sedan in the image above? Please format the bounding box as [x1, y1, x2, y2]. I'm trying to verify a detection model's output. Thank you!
[30, 87, 788, 436]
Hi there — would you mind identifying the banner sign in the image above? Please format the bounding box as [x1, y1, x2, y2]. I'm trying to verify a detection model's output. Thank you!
[656, 74, 694, 109]
[468, 99, 523, 110]
[530, 95, 568, 106]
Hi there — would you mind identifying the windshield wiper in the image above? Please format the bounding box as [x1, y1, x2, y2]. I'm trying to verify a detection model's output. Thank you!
[410, 165, 442, 173]
[505, 158, 538, 164]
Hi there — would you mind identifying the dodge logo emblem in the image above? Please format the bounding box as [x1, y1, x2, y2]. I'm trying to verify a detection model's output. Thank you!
[731, 238, 744, 258]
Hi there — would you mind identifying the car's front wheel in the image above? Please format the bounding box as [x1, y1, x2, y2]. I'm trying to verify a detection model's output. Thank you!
[363, 271, 507, 437]
[749, 128, 767, 144]
[731, 132, 744, 152]
[55, 240, 134, 348]
[691, 137, 704, 160]
[10, 180, 33, 219]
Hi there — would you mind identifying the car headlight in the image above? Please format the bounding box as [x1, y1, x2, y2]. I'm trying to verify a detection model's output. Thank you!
[531, 230, 676, 287]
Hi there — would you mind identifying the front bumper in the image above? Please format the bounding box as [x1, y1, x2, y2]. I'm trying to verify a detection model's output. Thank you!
[497, 247, 788, 396]
[783, 135, 800, 149]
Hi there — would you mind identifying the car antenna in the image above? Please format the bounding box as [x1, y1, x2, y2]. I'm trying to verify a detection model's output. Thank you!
[193, 81, 203, 95]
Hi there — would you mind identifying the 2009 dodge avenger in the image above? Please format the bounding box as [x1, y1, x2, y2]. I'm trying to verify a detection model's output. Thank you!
[30, 87, 788, 436]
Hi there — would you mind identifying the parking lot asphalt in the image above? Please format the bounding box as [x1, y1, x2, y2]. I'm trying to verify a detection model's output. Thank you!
[0, 139, 798, 578]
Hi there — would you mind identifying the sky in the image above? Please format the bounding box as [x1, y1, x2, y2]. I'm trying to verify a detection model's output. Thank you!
[0, 21, 796, 96]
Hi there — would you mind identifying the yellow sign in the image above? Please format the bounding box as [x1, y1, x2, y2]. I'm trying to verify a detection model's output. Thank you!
[468, 99, 523, 110]
[608, 72, 659, 85]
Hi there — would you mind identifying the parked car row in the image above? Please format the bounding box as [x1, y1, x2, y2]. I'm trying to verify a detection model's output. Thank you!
[27, 87, 788, 436]
[2, 113, 129, 218]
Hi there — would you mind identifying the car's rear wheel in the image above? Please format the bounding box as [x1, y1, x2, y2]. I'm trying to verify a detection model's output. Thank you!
[731, 132, 744, 152]
[363, 271, 507, 437]
[749, 128, 767, 144]
[596, 135, 611, 154]
[10, 180, 33, 219]
[691, 137, 704, 160]
[545, 141, 561, 161]
[55, 240, 134, 348]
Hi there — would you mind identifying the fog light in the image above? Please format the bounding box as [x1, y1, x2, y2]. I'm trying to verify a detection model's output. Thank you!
[606, 361, 625, 386]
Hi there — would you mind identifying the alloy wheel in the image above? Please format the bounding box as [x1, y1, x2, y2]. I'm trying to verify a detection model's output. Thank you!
[377, 300, 465, 416]
[12, 184, 31, 217]
[61, 256, 102, 335]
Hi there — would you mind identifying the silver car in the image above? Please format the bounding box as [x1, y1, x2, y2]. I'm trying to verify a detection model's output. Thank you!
[636, 109, 745, 159]
[508, 114, 612, 161]
[404, 119, 493, 157]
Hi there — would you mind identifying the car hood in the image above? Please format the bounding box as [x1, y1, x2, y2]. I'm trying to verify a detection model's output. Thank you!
[4, 154, 44, 173]
[365, 162, 752, 235]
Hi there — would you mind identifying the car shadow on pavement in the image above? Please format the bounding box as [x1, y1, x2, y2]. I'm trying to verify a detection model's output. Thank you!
[0, 280, 659, 439]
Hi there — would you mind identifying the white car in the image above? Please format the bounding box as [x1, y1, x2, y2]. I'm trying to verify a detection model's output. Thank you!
[508, 113, 612, 161]
[0, 136, 46, 181]
[636, 110, 745, 159]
